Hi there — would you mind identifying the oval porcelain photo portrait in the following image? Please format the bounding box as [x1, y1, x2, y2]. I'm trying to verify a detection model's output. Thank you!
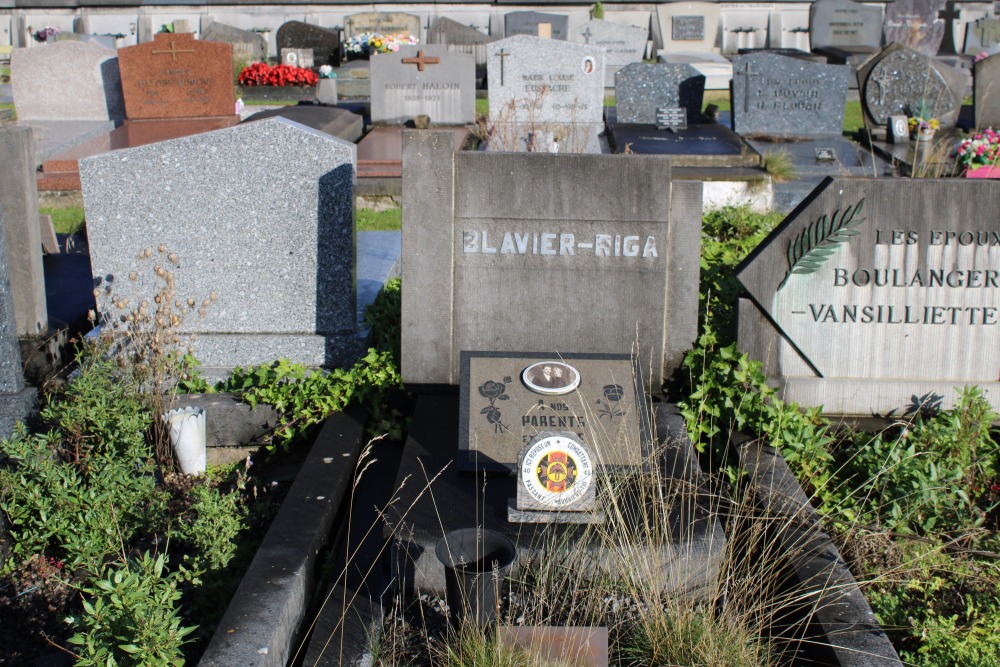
[522, 361, 581, 395]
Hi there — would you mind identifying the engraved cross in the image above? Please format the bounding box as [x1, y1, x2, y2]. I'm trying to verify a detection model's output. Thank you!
[152, 39, 196, 61]
[581, 26, 593, 43]
[871, 66, 893, 106]
[734, 60, 759, 113]
[401, 49, 441, 71]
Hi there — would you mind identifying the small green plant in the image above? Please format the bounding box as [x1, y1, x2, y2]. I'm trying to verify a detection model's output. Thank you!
[590, 1, 605, 19]
[357, 207, 402, 231]
[619, 608, 771, 667]
[40, 205, 86, 236]
[761, 149, 797, 183]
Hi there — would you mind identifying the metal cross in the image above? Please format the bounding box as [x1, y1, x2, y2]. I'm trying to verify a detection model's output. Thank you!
[401, 49, 441, 71]
[497, 48, 510, 86]
[871, 66, 893, 106]
[152, 39, 196, 61]
[581, 26, 593, 43]
[734, 60, 759, 113]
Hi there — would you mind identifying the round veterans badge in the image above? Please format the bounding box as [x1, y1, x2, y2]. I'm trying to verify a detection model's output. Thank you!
[521, 433, 594, 508]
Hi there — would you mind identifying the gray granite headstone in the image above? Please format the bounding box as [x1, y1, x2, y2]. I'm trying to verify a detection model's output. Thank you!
[400, 130, 701, 387]
[731, 53, 849, 137]
[883, 0, 947, 56]
[736, 177, 1000, 415]
[343, 12, 420, 39]
[275, 21, 340, 67]
[974, 53, 1000, 128]
[80, 118, 360, 370]
[614, 62, 705, 125]
[11, 41, 125, 122]
[809, 0, 884, 51]
[505, 11, 570, 40]
[857, 44, 965, 128]
[370, 45, 475, 125]
[201, 21, 267, 62]
[576, 19, 648, 87]
[964, 17, 1000, 53]
[427, 17, 497, 68]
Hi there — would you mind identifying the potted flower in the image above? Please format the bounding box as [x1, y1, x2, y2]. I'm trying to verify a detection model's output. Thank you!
[907, 101, 939, 141]
[953, 128, 1000, 178]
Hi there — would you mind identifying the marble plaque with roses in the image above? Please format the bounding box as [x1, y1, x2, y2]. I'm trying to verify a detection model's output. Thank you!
[458, 351, 650, 472]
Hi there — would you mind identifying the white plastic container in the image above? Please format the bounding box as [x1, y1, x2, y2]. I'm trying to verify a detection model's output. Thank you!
[163, 406, 207, 475]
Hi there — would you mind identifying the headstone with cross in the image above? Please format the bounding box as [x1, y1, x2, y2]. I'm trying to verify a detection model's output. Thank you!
[343, 12, 420, 39]
[370, 45, 474, 125]
[117, 32, 235, 120]
[426, 17, 498, 69]
[964, 17, 1000, 53]
[504, 11, 569, 40]
[575, 19, 648, 87]
[732, 60, 758, 114]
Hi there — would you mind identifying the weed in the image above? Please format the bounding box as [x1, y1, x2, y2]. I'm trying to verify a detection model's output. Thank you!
[761, 149, 797, 182]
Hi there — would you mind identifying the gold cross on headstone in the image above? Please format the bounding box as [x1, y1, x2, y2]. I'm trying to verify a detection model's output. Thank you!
[152, 39, 196, 61]
[401, 50, 441, 71]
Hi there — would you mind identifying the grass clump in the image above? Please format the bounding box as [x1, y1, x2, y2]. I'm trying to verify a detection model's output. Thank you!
[358, 206, 402, 231]
[761, 149, 797, 182]
[40, 204, 86, 236]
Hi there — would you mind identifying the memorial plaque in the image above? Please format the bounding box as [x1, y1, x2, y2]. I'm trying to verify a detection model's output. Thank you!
[888, 114, 910, 143]
[814, 147, 837, 161]
[117, 32, 234, 120]
[673, 16, 706, 41]
[459, 352, 648, 472]
[736, 177, 1000, 414]
[615, 63, 705, 126]
[858, 45, 964, 128]
[505, 11, 569, 40]
[281, 48, 314, 68]
[343, 12, 420, 39]
[809, 0, 883, 50]
[275, 21, 341, 67]
[657, 107, 688, 130]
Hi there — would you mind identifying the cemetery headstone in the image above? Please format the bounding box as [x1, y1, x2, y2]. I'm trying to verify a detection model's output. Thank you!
[941, 2, 989, 55]
[964, 17, 1000, 53]
[658, 51, 733, 91]
[80, 118, 361, 370]
[614, 62, 705, 125]
[736, 177, 1000, 415]
[974, 52, 1000, 128]
[370, 45, 475, 125]
[201, 21, 267, 62]
[730, 53, 849, 136]
[427, 17, 497, 69]
[117, 32, 235, 120]
[486, 35, 605, 152]
[883, 0, 947, 56]
[343, 12, 420, 39]
[575, 20, 648, 86]
[809, 0, 883, 63]
[656, 2, 721, 55]
[857, 44, 964, 129]
[275, 21, 340, 67]
[401, 130, 701, 387]
[10, 40, 124, 122]
[505, 11, 570, 40]
[281, 48, 314, 68]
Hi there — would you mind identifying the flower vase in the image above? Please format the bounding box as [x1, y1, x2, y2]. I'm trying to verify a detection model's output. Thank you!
[163, 406, 206, 475]
[917, 128, 936, 142]
[965, 166, 1000, 179]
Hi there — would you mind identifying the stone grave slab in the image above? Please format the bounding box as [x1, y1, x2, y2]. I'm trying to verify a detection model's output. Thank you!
[242, 104, 363, 143]
[883, 0, 948, 56]
[576, 19, 648, 87]
[736, 177, 1000, 415]
[118, 32, 235, 120]
[11, 40, 124, 122]
[730, 53, 849, 137]
[458, 352, 648, 472]
[427, 17, 497, 70]
[357, 126, 470, 179]
[344, 12, 420, 39]
[964, 17, 1000, 53]
[505, 11, 570, 40]
[401, 131, 701, 387]
[615, 62, 705, 125]
[609, 121, 760, 167]
[809, 0, 884, 52]
[768, 9, 811, 52]
[80, 118, 361, 370]
[857, 44, 965, 129]
[275, 21, 340, 67]
[370, 45, 475, 125]
[655, 2, 721, 55]
[659, 51, 733, 90]
[719, 8, 769, 55]
[201, 21, 267, 63]
[974, 52, 1000, 128]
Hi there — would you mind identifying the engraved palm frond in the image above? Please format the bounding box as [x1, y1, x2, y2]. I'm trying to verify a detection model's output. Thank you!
[778, 198, 865, 290]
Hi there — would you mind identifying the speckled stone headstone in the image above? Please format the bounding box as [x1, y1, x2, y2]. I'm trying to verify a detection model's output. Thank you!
[731, 54, 849, 137]
[504, 11, 570, 40]
[576, 20, 647, 86]
[275, 21, 341, 67]
[80, 118, 358, 369]
[736, 177, 1000, 415]
[858, 44, 964, 128]
[883, 0, 947, 56]
[10, 41, 125, 122]
[614, 63, 705, 125]
[370, 45, 475, 125]
[809, 0, 884, 50]
[201, 21, 267, 62]
[974, 53, 1000, 128]
[487, 35, 606, 125]
[343, 12, 420, 39]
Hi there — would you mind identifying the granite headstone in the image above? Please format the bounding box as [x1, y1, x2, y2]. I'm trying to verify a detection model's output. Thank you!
[401, 131, 701, 387]
[736, 177, 1000, 415]
[857, 44, 965, 128]
[883, 0, 947, 56]
[343, 12, 420, 39]
[809, 0, 883, 52]
[730, 53, 849, 136]
[614, 62, 705, 125]
[242, 105, 363, 143]
[275, 21, 341, 67]
[201, 21, 267, 62]
[117, 32, 234, 120]
[576, 19, 648, 87]
[370, 45, 475, 125]
[80, 118, 359, 370]
[974, 53, 1000, 128]
[10, 40, 125, 122]
[505, 11, 570, 40]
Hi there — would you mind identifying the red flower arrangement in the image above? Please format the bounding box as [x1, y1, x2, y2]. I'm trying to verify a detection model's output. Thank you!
[238, 63, 318, 87]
